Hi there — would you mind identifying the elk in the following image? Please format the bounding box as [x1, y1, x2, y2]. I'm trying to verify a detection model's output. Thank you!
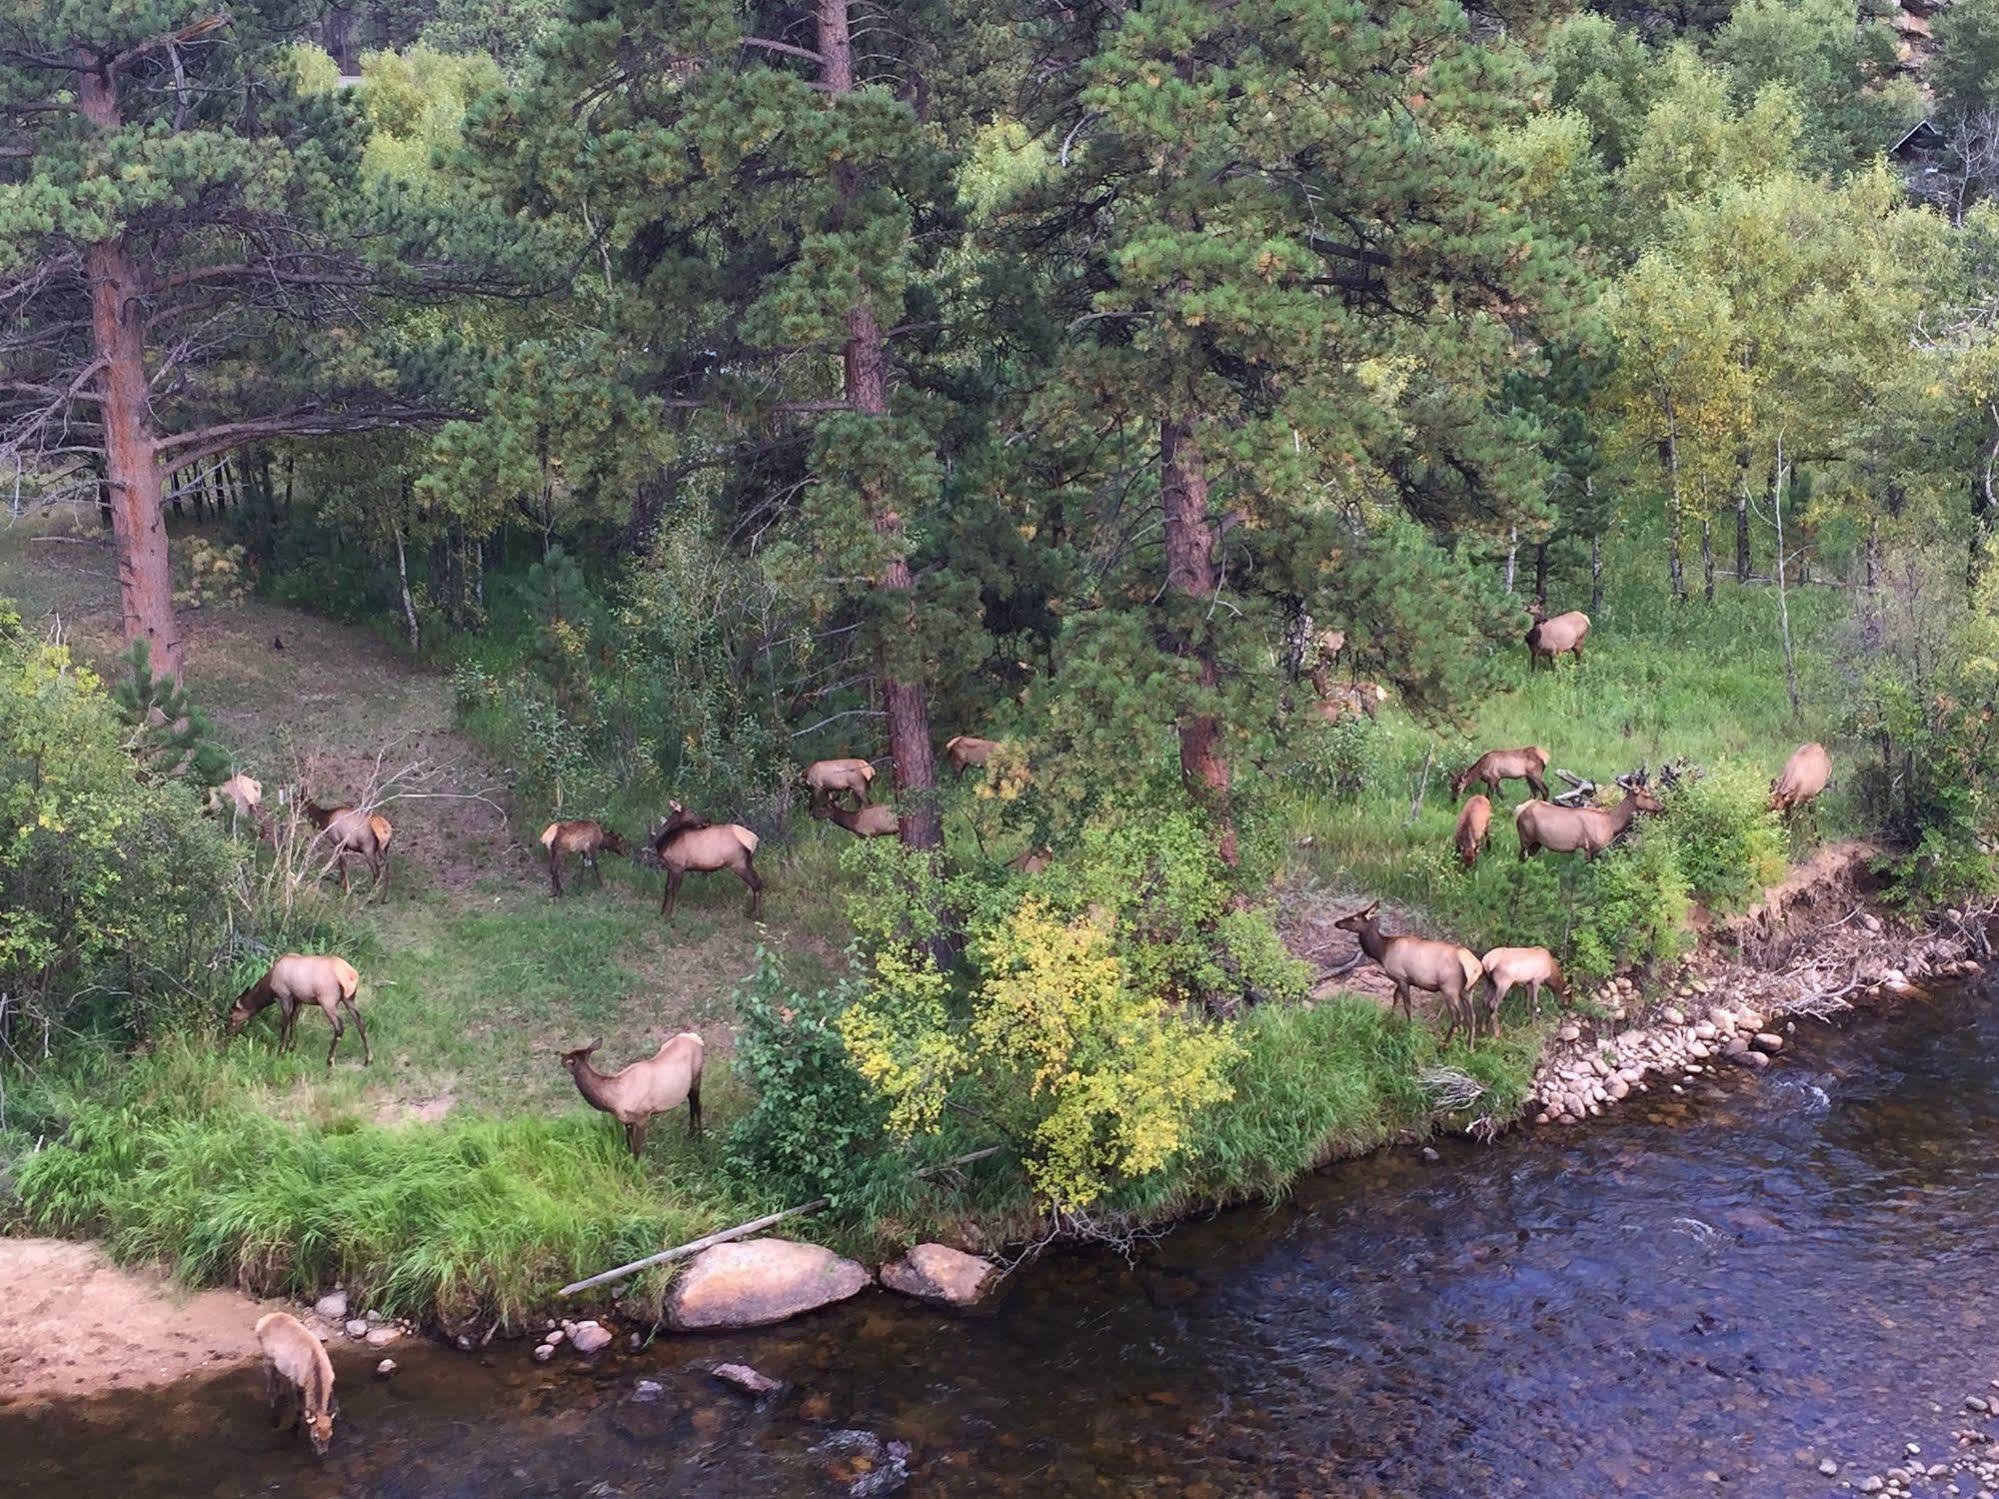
[208, 773, 265, 833]
[1514, 772, 1664, 861]
[817, 801, 900, 839]
[1009, 845, 1054, 875]
[1525, 606, 1590, 671]
[803, 757, 876, 811]
[225, 954, 371, 1067]
[255, 1312, 336, 1456]
[1312, 681, 1388, 723]
[647, 803, 763, 919]
[1451, 746, 1550, 801]
[1305, 627, 1347, 696]
[1479, 946, 1567, 1033]
[560, 1032, 704, 1154]
[1334, 902, 1483, 1045]
[1454, 794, 1492, 868]
[1770, 741, 1832, 815]
[540, 819, 628, 896]
[303, 798, 392, 894]
[944, 734, 1001, 780]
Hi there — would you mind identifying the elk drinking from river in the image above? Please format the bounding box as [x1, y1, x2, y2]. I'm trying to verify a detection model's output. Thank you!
[255, 1311, 336, 1456]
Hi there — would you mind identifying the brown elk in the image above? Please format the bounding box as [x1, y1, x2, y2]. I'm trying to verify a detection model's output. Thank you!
[303, 799, 392, 894]
[208, 773, 265, 833]
[1454, 795, 1492, 868]
[225, 954, 371, 1067]
[817, 801, 900, 839]
[255, 1311, 336, 1456]
[560, 1032, 704, 1154]
[1334, 902, 1484, 1045]
[1479, 946, 1567, 1033]
[1514, 772, 1663, 861]
[540, 819, 628, 896]
[1770, 741, 1832, 815]
[1009, 845, 1054, 875]
[944, 734, 1001, 780]
[1305, 627, 1347, 696]
[1525, 606, 1590, 671]
[803, 757, 876, 811]
[1451, 746, 1550, 801]
[647, 803, 763, 919]
[1312, 681, 1388, 724]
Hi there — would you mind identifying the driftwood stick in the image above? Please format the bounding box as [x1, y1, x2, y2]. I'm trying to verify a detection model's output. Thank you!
[557, 1146, 1005, 1297]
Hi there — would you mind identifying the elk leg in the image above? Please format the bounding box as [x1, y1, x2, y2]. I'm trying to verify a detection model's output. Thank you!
[343, 998, 372, 1066]
[549, 849, 564, 898]
[661, 868, 682, 918]
[1527, 773, 1547, 799]
[1440, 990, 1460, 1048]
[325, 1009, 343, 1068]
[686, 1071, 703, 1139]
[742, 859, 763, 920]
[279, 1004, 298, 1055]
[623, 1121, 639, 1157]
[630, 1119, 649, 1158]
[590, 853, 603, 888]
[373, 849, 388, 894]
[1572, 643, 1584, 665]
[265, 1361, 282, 1423]
[337, 854, 351, 894]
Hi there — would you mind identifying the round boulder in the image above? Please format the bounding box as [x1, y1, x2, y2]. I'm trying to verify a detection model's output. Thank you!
[880, 1244, 1000, 1310]
[665, 1238, 873, 1331]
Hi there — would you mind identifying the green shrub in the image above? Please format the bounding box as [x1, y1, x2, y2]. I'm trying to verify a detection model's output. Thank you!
[1286, 715, 1382, 801]
[1662, 760, 1787, 910]
[1566, 834, 1692, 980]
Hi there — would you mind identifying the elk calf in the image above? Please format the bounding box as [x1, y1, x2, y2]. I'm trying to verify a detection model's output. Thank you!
[225, 954, 370, 1067]
[304, 799, 392, 895]
[1451, 746, 1550, 801]
[540, 819, 627, 896]
[1454, 795, 1492, 868]
[561, 1033, 705, 1154]
[1770, 741, 1832, 815]
[1479, 946, 1566, 1034]
[255, 1311, 336, 1455]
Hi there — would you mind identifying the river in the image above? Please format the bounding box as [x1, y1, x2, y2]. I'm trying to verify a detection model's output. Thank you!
[7, 984, 1999, 1498]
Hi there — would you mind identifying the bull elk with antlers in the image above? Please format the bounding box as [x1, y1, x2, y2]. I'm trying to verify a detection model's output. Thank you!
[1514, 770, 1664, 861]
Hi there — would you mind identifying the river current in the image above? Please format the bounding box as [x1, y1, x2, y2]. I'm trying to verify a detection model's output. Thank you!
[7, 984, 1997, 1497]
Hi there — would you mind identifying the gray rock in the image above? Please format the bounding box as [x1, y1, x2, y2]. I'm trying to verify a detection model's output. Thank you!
[1820, 1459, 1840, 1476]
[532, 1343, 555, 1363]
[665, 1238, 873, 1331]
[1861, 1478, 1885, 1494]
[344, 1319, 369, 1339]
[1558, 1024, 1581, 1042]
[1751, 1032, 1784, 1053]
[364, 1325, 401, 1348]
[630, 1378, 667, 1404]
[313, 1291, 349, 1321]
[570, 1320, 614, 1354]
[374, 1358, 397, 1379]
[1969, 1397, 1991, 1413]
[543, 1328, 565, 1346]
[881, 1243, 1001, 1310]
[1662, 1006, 1686, 1026]
[712, 1362, 781, 1395]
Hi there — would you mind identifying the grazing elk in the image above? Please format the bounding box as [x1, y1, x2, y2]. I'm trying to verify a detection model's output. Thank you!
[1312, 681, 1388, 724]
[1451, 746, 1550, 801]
[803, 757, 876, 811]
[1770, 741, 1832, 815]
[1514, 772, 1664, 861]
[255, 1311, 336, 1456]
[1454, 795, 1492, 868]
[208, 773, 265, 833]
[540, 819, 628, 896]
[944, 734, 1001, 781]
[225, 954, 371, 1067]
[817, 801, 900, 839]
[1334, 902, 1483, 1045]
[647, 803, 763, 920]
[560, 1033, 705, 1154]
[1525, 605, 1590, 672]
[1479, 946, 1567, 1032]
[303, 798, 392, 894]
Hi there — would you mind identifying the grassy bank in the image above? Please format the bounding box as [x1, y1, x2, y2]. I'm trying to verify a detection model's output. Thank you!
[0, 516, 1837, 1326]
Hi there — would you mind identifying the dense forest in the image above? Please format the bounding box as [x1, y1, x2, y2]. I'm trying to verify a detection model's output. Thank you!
[10, 0, 1999, 1309]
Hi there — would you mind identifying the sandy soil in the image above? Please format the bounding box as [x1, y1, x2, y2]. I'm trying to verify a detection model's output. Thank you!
[0, 1239, 271, 1407]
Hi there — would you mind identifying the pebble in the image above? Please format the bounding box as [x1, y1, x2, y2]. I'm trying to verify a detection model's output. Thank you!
[712, 1362, 782, 1395]
[1752, 1032, 1785, 1053]
[533, 1343, 555, 1363]
[1861, 1479, 1885, 1494]
[1559, 1024, 1580, 1042]
[374, 1358, 397, 1379]
[543, 1329, 565, 1347]
[1969, 1398, 1990, 1413]
[571, 1321, 614, 1354]
[364, 1326, 401, 1348]
[1820, 1459, 1840, 1476]
[630, 1379, 666, 1403]
[344, 1319, 369, 1340]
[1420, 1146, 1440, 1162]
[1663, 1007, 1686, 1026]
[313, 1292, 348, 1321]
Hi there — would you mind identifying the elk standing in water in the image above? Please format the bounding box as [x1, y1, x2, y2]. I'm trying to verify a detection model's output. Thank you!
[817, 801, 899, 839]
[803, 757, 876, 811]
[944, 734, 1001, 781]
[1451, 746, 1550, 801]
[1514, 772, 1663, 861]
[255, 1311, 336, 1455]
[1525, 606, 1590, 672]
[647, 803, 763, 920]
[1334, 902, 1483, 1045]
[1479, 946, 1567, 1033]
[225, 954, 371, 1067]
[560, 1033, 704, 1153]
[540, 819, 627, 896]
[1454, 795, 1492, 868]
[303, 799, 392, 894]
[1770, 741, 1832, 816]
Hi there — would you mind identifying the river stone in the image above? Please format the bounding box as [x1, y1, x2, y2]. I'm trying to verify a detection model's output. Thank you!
[364, 1325, 401, 1349]
[1752, 1032, 1785, 1053]
[344, 1319, 369, 1339]
[665, 1238, 873, 1331]
[570, 1320, 614, 1354]
[712, 1362, 781, 1395]
[1662, 1006, 1686, 1026]
[1558, 1024, 1580, 1042]
[375, 1358, 397, 1378]
[314, 1291, 349, 1321]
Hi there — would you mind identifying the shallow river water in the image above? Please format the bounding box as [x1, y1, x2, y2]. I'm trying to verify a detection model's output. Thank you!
[8, 985, 1999, 1498]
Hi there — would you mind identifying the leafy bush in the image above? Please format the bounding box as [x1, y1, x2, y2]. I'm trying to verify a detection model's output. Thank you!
[1566, 834, 1693, 980]
[1286, 714, 1382, 801]
[1662, 760, 1787, 910]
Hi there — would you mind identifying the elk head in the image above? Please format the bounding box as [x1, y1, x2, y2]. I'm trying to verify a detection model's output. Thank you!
[1615, 768, 1665, 815]
[559, 1038, 603, 1078]
[1333, 901, 1381, 937]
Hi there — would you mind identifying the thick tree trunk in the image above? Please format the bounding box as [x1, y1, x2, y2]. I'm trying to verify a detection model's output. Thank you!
[820, 0, 940, 853]
[1533, 541, 1549, 606]
[1735, 466, 1752, 582]
[82, 66, 178, 680]
[1162, 415, 1237, 866]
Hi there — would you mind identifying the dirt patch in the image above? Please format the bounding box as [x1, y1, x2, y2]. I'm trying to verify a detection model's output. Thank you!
[0, 1239, 270, 1407]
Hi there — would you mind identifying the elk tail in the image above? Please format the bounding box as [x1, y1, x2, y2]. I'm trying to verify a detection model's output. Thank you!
[540, 822, 560, 848]
[731, 826, 761, 855]
[1458, 949, 1483, 993]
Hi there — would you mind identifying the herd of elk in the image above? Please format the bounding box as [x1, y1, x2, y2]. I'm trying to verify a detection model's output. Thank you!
[225, 953, 371, 1067]
[560, 1032, 705, 1154]
[541, 818, 627, 896]
[647, 802, 764, 919]
[303, 798, 393, 894]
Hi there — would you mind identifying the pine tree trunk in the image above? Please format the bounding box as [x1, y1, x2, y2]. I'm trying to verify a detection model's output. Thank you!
[1533, 541, 1549, 606]
[819, 0, 941, 853]
[82, 66, 178, 680]
[1162, 414, 1237, 867]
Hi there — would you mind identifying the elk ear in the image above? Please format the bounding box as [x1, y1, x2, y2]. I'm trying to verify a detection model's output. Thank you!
[1360, 900, 1380, 917]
